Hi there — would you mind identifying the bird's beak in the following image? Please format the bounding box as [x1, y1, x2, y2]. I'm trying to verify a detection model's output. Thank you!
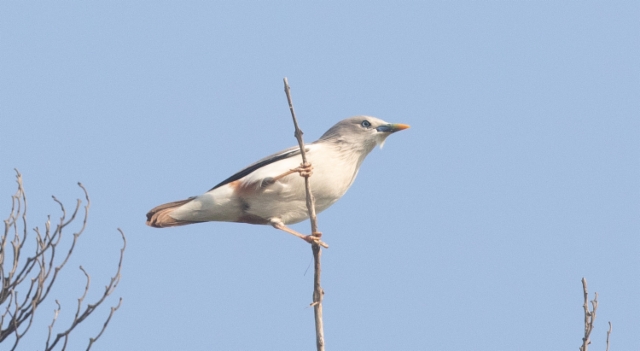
[376, 123, 411, 133]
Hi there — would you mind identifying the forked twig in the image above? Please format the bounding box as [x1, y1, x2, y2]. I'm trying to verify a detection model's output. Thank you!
[579, 277, 612, 351]
[580, 277, 596, 351]
[283, 78, 325, 351]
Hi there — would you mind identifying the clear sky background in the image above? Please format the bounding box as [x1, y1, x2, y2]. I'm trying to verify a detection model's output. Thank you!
[1, 2, 638, 350]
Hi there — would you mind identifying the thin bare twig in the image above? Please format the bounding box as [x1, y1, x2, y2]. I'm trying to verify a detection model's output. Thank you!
[283, 77, 325, 351]
[45, 300, 61, 349]
[283, 78, 319, 236]
[86, 297, 122, 351]
[46, 228, 126, 351]
[605, 321, 612, 351]
[580, 277, 597, 351]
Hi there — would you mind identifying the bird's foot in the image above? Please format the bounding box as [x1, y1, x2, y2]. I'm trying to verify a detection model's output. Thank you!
[292, 162, 313, 178]
[303, 233, 328, 248]
[272, 221, 328, 248]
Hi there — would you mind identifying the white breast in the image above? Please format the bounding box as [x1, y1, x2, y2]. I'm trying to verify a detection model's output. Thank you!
[240, 143, 364, 224]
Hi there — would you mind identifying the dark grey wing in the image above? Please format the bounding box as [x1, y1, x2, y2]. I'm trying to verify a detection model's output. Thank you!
[209, 146, 305, 191]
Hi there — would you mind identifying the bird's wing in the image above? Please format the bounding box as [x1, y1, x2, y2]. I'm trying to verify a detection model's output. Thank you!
[209, 145, 307, 191]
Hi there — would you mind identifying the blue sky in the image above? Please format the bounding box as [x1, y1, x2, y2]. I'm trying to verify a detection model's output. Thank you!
[1, 2, 638, 350]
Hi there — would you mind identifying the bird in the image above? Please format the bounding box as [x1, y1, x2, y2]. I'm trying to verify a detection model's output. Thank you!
[146, 116, 409, 247]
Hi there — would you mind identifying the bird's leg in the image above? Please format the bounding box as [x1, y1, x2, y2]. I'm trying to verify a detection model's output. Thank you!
[261, 163, 314, 187]
[270, 220, 328, 248]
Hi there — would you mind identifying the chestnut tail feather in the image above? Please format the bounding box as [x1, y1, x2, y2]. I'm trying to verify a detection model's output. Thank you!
[146, 197, 197, 228]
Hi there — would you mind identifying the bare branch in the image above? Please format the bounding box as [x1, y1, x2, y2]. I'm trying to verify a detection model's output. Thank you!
[283, 78, 325, 351]
[45, 300, 61, 349]
[605, 321, 612, 351]
[580, 277, 597, 351]
[283, 78, 319, 236]
[45, 228, 126, 351]
[86, 297, 122, 351]
[1, 170, 126, 350]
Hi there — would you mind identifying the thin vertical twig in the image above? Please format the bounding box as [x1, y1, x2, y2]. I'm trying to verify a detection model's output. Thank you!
[283, 78, 319, 236]
[283, 77, 325, 351]
[605, 321, 612, 351]
[580, 277, 597, 351]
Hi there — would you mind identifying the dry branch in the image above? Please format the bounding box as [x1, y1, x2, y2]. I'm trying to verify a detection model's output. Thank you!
[0, 170, 126, 350]
[580, 277, 596, 351]
[579, 277, 612, 351]
[283, 78, 325, 351]
[605, 321, 612, 351]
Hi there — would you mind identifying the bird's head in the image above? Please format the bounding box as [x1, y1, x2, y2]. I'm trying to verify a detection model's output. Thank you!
[318, 116, 410, 153]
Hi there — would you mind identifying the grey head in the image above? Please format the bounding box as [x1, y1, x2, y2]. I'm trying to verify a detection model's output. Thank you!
[316, 116, 410, 155]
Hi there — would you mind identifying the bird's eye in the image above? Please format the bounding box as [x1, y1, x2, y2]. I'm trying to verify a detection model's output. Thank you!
[360, 120, 371, 128]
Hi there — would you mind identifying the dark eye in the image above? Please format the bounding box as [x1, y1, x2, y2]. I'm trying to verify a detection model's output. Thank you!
[360, 120, 371, 128]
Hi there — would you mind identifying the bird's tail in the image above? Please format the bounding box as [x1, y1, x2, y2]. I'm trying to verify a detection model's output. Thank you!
[146, 197, 198, 228]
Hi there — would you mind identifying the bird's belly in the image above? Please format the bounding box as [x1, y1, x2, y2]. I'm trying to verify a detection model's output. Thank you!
[245, 190, 340, 225]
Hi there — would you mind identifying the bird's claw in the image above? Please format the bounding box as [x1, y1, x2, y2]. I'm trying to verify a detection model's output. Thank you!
[292, 163, 313, 178]
[303, 234, 328, 248]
